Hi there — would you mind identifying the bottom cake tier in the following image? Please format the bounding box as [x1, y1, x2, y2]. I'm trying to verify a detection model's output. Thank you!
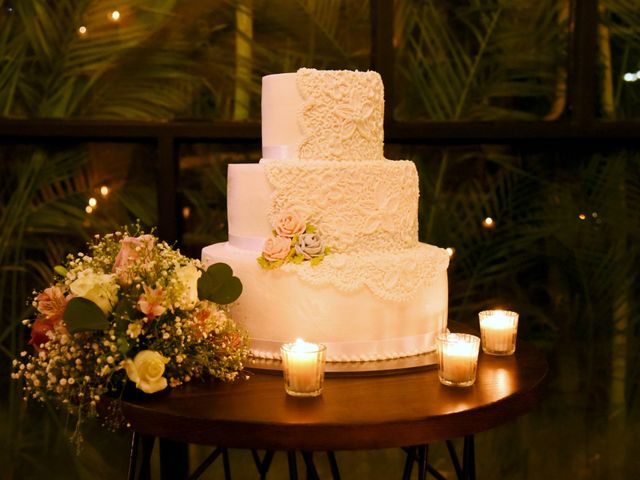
[202, 242, 448, 362]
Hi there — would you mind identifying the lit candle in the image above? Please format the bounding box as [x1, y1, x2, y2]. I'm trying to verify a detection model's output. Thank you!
[479, 310, 519, 355]
[437, 333, 480, 387]
[280, 339, 326, 397]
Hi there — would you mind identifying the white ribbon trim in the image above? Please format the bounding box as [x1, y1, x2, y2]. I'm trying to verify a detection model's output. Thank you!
[262, 145, 290, 160]
[228, 234, 266, 251]
[249, 332, 441, 362]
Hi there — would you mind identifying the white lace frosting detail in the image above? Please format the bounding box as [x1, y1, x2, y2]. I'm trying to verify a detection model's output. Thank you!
[264, 160, 419, 253]
[280, 243, 449, 302]
[296, 68, 385, 161]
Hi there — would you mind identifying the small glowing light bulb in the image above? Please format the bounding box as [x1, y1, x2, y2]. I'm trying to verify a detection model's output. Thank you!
[482, 217, 495, 228]
[578, 213, 586, 220]
[78, 26, 87, 35]
[110, 10, 120, 21]
[88, 197, 97, 207]
[100, 185, 109, 196]
[85, 206, 94, 214]
[182, 206, 191, 219]
[446, 247, 455, 258]
[623, 72, 637, 82]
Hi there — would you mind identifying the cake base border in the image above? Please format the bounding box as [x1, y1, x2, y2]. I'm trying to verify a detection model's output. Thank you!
[245, 351, 438, 377]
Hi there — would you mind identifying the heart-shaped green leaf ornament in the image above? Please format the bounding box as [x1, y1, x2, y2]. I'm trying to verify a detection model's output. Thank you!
[63, 297, 110, 334]
[197, 263, 243, 305]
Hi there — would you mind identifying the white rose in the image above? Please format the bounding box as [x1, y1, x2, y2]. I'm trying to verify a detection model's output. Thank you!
[70, 270, 118, 315]
[122, 350, 169, 394]
[175, 264, 202, 307]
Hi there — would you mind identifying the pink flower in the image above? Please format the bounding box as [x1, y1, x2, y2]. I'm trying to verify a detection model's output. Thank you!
[193, 306, 213, 338]
[262, 236, 292, 262]
[274, 211, 307, 238]
[35, 286, 69, 323]
[113, 234, 155, 283]
[137, 285, 166, 322]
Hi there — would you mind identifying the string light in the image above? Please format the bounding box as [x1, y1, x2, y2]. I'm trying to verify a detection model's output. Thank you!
[78, 26, 87, 35]
[623, 73, 637, 82]
[88, 197, 97, 207]
[482, 217, 495, 228]
[446, 247, 455, 258]
[85, 206, 93, 214]
[100, 185, 109, 196]
[109, 10, 121, 21]
[182, 206, 191, 219]
[578, 213, 586, 220]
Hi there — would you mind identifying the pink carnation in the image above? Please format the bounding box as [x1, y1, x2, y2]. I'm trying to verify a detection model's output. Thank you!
[274, 211, 307, 238]
[262, 236, 292, 262]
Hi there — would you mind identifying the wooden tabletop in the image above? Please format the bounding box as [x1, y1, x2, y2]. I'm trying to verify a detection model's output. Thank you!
[121, 339, 548, 451]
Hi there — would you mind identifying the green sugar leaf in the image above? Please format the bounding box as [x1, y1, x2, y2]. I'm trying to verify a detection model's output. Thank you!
[310, 256, 324, 267]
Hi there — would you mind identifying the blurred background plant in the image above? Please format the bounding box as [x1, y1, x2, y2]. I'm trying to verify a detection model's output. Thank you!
[1, 0, 639, 478]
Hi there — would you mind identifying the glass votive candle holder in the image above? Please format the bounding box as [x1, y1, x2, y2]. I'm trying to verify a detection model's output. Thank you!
[280, 339, 327, 397]
[437, 332, 480, 387]
[478, 310, 519, 355]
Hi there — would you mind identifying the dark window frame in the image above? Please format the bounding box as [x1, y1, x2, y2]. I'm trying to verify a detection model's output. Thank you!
[0, 0, 637, 244]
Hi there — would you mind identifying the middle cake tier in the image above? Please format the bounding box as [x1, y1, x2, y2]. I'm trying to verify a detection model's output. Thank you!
[228, 159, 420, 253]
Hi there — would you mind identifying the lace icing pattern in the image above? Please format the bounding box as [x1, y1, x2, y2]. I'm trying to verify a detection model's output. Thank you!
[280, 243, 449, 302]
[264, 160, 419, 253]
[296, 68, 385, 161]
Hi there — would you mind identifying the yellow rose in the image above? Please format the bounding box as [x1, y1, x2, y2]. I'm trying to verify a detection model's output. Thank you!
[122, 350, 169, 394]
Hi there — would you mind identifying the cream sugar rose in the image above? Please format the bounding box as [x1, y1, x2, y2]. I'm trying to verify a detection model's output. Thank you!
[202, 68, 449, 363]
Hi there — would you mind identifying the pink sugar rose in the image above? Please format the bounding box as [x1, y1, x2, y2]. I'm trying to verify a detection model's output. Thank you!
[113, 234, 156, 282]
[137, 285, 166, 322]
[262, 236, 292, 262]
[274, 211, 307, 238]
[35, 286, 69, 323]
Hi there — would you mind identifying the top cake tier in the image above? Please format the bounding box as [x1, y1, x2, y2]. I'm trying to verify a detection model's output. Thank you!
[261, 68, 385, 161]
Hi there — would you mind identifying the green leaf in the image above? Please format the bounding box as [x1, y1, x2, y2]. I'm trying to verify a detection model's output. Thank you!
[116, 337, 130, 356]
[198, 263, 243, 305]
[113, 296, 138, 333]
[53, 265, 68, 277]
[63, 297, 109, 334]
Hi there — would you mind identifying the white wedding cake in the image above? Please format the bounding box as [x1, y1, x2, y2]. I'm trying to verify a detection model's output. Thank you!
[202, 68, 449, 362]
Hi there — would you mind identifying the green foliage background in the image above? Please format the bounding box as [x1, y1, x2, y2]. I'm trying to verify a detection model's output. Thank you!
[1, 0, 639, 478]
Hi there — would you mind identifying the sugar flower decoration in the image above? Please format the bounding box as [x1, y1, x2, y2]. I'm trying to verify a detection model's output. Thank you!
[258, 210, 330, 269]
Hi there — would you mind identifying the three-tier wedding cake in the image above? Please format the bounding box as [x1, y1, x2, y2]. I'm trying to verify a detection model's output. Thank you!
[202, 68, 449, 362]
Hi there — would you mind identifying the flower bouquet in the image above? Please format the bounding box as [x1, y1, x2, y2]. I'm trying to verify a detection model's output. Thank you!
[12, 226, 248, 444]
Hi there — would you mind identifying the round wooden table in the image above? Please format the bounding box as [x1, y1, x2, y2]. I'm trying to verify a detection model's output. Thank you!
[123, 339, 547, 480]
